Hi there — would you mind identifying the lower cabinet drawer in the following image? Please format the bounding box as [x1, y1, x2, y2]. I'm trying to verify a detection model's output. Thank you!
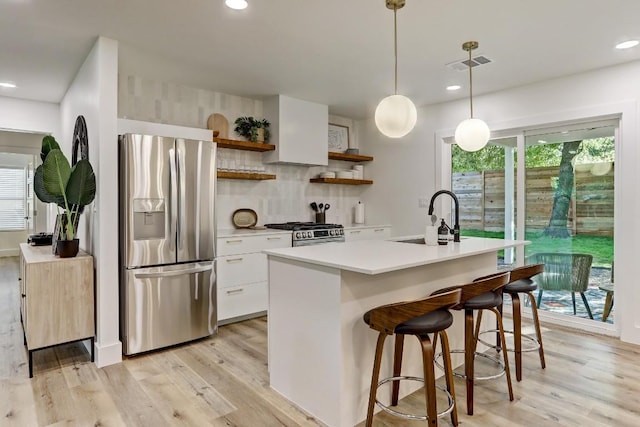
[218, 253, 266, 288]
[217, 281, 267, 322]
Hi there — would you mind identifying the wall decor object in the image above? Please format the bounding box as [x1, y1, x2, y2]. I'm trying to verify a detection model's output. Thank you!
[72, 115, 89, 164]
[328, 123, 350, 152]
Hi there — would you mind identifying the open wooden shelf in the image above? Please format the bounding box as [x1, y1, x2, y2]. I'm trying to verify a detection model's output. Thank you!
[214, 137, 275, 152]
[309, 178, 373, 185]
[218, 171, 276, 180]
[328, 152, 374, 162]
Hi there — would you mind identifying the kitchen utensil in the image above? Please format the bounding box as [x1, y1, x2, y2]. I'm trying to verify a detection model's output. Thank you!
[324, 203, 330, 211]
[430, 214, 437, 226]
[232, 208, 258, 228]
[207, 113, 229, 139]
[319, 203, 324, 213]
[311, 202, 318, 212]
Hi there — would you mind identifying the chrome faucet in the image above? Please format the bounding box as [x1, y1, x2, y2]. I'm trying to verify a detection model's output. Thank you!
[428, 190, 460, 242]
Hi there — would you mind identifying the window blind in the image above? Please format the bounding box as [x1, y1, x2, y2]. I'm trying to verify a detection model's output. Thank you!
[0, 167, 25, 231]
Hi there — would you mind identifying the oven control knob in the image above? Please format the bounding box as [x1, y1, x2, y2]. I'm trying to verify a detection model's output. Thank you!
[295, 232, 301, 239]
[328, 230, 334, 236]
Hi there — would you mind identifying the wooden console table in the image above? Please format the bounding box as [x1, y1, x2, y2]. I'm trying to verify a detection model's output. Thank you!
[19, 243, 95, 377]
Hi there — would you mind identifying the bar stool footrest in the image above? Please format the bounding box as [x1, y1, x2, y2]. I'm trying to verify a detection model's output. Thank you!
[434, 350, 506, 381]
[477, 329, 541, 353]
[375, 375, 455, 421]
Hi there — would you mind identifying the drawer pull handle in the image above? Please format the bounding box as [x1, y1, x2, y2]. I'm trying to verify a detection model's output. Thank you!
[350, 230, 361, 234]
[374, 229, 385, 232]
[267, 237, 282, 240]
[21, 294, 26, 298]
[226, 258, 244, 263]
[226, 239, 243, 244]
[226, 288, 244, 295]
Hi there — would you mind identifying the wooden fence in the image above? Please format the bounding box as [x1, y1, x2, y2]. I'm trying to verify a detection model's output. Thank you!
[452, 162, 614, 236]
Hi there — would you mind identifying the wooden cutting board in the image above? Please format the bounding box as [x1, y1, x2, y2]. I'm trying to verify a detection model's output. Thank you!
[207, 113, 229, 139]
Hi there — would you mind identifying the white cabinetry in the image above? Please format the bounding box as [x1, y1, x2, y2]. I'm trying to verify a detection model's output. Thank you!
[263, 95, 329, 166]
[343, 225, 391, 242]
[217, 232, 290, 324]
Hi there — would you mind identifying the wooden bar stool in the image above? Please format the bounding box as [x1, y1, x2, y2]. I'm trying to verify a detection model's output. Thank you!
[432, 272, 514, 416]
[363, 289, 462, 427]
[506, 264, 546, 380]
[490, 264, 546, 381]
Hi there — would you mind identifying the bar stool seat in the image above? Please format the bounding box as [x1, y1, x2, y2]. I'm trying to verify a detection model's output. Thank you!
[464, 292, 502, 309]
[364, 289, 462, 427]
[395, 310, 454, 335]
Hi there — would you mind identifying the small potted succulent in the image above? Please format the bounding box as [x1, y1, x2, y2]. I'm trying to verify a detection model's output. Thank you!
[234, 116, 271, 143]
[34, 135, 96, 257]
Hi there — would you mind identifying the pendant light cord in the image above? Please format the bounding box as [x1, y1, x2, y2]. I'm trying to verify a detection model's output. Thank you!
[468, 46, 474, 118]
[393, 7, 398, 95]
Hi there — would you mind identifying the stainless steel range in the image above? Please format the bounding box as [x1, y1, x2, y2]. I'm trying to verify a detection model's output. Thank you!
[265, 222, 345, 246]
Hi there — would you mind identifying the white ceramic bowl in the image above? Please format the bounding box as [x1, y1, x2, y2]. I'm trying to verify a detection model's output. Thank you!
[320, 172, 336, 178]
[336, 171, 354, 179]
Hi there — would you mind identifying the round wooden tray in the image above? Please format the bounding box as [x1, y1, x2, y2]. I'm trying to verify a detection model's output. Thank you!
[232, 208, 258, 228]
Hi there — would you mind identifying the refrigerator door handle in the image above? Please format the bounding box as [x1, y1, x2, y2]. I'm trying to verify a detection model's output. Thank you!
[176, 145, 185, 248]
[134, 264, 213, 279]
[169, 148, 178, 251]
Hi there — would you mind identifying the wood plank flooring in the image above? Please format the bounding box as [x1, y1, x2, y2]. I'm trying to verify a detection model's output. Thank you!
[1, 255, 639, 426]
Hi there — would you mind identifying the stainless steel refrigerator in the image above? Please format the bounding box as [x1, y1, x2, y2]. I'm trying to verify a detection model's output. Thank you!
[119, 133, 217, 355]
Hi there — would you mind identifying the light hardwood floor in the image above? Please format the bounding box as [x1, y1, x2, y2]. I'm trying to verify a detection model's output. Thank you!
[1, 256, 639, 426]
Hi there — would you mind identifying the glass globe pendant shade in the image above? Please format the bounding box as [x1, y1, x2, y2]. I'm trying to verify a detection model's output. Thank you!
[375, 94, 417, 138]
[454, 118, 490, 152]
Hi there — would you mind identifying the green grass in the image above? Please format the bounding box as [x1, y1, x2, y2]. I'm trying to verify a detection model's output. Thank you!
[461, 229, 613, 267]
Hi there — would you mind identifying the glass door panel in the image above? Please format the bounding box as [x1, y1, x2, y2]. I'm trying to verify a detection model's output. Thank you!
[524, 125, 615, 323]
[451, 137, 517, 269]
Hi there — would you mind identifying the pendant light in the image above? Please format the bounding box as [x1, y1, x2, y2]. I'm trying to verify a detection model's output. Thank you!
[454, 41, 490, 152]
[374, 0, 417, 139]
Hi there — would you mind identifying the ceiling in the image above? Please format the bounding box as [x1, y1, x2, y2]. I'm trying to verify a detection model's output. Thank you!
[2, 0, 640, 119]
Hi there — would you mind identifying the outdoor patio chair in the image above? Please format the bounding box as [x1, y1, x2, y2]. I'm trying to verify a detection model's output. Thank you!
[528, 252, 594, 319]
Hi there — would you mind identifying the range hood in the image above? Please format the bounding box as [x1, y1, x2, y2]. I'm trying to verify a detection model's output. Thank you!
[263, 95, 329, 166]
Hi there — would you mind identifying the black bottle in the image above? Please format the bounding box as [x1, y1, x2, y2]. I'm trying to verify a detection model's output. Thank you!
[438, 219, 449, 245]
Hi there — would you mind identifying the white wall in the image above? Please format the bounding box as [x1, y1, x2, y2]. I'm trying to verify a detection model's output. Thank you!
[118, 70, 367, 228]
[359, 60, 640, 344]
[0, 97, 61, 137]
[61, 37, 121, 367]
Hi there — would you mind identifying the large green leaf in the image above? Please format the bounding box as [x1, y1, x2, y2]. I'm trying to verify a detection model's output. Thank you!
[33, 164, 65, 206]
[66, 159, 96, 206]
[40, 135, 60, 163]
[42, 149, 71, 197]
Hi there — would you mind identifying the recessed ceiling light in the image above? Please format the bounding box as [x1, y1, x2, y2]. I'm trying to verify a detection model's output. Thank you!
[225, 0, 247, 10]
[446, 85, 461, 91]
[0, 82, 17, 88]
[615, 40, 639, 50]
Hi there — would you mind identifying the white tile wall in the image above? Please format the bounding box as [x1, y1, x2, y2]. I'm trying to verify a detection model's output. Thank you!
[118, 73, 368, 229]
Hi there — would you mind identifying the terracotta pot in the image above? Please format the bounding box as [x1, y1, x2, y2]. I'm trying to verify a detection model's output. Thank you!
[56, 239, 80, 258]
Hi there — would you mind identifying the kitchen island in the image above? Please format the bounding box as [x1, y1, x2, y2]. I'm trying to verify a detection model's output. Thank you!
[264, 237, 528, 427]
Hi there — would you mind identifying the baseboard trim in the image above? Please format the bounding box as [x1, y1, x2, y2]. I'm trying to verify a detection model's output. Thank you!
[94, 340, 123, 368]
[0, 248, 19, 257]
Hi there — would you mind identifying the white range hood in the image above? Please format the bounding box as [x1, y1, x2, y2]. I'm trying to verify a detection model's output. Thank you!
[263, 95, 328, 166]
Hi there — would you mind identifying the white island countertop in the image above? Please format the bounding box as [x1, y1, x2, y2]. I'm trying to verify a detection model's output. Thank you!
[264, 237, 529, 275]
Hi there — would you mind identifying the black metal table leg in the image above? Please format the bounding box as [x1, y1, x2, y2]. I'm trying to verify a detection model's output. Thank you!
[29, 350, 33, 378]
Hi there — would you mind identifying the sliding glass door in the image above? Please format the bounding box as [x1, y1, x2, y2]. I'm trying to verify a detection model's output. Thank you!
[450, 121, 616, 324]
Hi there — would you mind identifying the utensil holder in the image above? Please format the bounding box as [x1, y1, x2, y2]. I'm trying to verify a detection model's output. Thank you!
[315, 212, 326, 224]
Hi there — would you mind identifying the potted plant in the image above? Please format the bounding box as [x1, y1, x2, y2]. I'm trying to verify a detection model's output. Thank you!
[34, 135, 96, 257]
[233, 116, 270, 143]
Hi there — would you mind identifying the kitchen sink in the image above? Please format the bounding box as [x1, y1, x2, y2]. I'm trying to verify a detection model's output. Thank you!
[396, 238, 426, 244]
[396, 237, 468, 244]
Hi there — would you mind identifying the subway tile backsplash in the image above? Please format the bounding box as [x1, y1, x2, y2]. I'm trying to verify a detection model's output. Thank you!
[118, 73, 366, 229]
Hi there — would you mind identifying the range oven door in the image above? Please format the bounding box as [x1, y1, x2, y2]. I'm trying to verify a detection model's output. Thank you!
[121, 261, 216, 355]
